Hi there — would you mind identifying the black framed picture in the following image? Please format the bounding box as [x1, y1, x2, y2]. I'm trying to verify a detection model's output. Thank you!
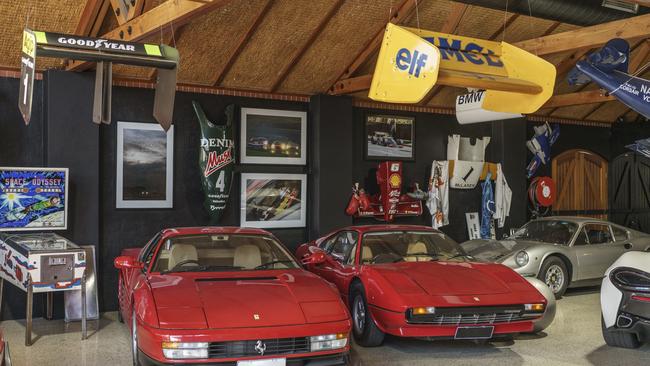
[365, 114, 415, 160]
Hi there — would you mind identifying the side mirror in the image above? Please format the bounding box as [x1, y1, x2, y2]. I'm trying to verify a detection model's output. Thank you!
[301, 251, 327, 266]
[114, 255, 144, 270]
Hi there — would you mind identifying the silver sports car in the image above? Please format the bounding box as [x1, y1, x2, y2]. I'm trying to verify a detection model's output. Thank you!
[461, 217, 650, 298]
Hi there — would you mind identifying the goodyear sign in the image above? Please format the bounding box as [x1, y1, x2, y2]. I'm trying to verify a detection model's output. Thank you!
[369, 24, 556, 114]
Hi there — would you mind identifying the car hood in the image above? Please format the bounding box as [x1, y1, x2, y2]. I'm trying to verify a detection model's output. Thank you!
[461, 239, 543, 262]
[372, 261, 515, 296]
[148, 270, 347, 329]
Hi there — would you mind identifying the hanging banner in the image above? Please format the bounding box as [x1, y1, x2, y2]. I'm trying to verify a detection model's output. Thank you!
[193, 102, 235, 223]
[569, 38, 650, 119]
[369, 24, 556, 113]
[18, 29, 36, 124]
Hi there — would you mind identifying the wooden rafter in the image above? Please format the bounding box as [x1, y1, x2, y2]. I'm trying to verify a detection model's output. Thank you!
[68, 0, 234, 71]
[211, 0, 274, 86]
[327, 0, 419, 93]
[75, 0, 110, 36]
[269, 0, 344, 92]
[543, 90, 615, 108]
[514, 13, 650, 55]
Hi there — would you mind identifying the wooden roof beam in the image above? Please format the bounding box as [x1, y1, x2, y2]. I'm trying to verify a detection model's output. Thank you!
[327, 0, 419, 92]
[75, 0, 110, 36]
[542, 89, 615, 108]
[68, 0, 234, 71]
[514, 13, 650, 55]
[269, 0, 345, 92]
[211, 0, 274, 86]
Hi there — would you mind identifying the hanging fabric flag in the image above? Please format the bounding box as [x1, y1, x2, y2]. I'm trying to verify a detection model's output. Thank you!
[193, 101, 235, 223]
[426, 160, 449, 229]
[480, 172, 495, 239]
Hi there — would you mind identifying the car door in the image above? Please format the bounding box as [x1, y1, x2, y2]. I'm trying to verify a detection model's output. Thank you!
[572, 223, 627, 279]
[312, 231, 359, 297]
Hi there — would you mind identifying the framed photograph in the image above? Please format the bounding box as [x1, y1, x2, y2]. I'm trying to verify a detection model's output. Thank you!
[240, 173, 307, 228]
[240, 108, 307, 165]
[365, 114, 415, 160]
[116, 122, 174, 209]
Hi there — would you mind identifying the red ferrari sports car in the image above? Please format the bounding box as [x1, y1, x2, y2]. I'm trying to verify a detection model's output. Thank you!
[297, 225, 548, 347]
[115, 227, 351, 365]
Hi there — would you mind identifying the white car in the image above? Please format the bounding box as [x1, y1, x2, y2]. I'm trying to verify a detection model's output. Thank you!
[601, 251, 650, 348]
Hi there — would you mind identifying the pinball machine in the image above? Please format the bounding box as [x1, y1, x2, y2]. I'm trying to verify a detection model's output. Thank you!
[0, 167, 87, 346]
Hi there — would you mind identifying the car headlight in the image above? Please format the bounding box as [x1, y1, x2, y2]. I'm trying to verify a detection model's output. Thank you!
[162, 342, 208, 359]
[515, 251, 529, 267]
[310, 333, 347, 352]
[411, 307, 436, 315]
[522, 303, 546, 317]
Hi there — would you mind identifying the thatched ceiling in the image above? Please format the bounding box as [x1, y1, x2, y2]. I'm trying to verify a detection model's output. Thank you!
[1, 0, 649, 124]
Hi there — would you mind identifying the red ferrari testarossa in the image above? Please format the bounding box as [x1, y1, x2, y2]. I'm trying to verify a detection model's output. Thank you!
[297, 225, 547, 347]
[115, 227, 351, 365]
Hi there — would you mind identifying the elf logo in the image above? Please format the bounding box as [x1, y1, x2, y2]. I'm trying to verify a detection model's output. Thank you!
[395, 48, 428, 77]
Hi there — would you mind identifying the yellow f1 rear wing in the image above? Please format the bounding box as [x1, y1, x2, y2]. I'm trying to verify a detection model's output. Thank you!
[369, 24, 556, 114]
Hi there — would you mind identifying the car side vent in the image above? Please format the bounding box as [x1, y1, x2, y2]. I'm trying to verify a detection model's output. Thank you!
[195, 277, 278, 282]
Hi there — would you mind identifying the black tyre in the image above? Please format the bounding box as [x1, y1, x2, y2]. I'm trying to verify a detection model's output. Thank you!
[538, 256, 569, 299]
[601, 316, 641, 349]
[131, 310, 141, 366]
[350, 283, 385, 347]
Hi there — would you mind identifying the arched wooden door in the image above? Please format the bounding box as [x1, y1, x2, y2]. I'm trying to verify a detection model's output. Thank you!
[609, 152, 650, 232]
[552, 149, 608, 219]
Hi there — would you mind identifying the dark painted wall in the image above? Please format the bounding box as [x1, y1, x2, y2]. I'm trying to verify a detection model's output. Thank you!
[351, 110, 528, 242]
[0, 71, 630, 320]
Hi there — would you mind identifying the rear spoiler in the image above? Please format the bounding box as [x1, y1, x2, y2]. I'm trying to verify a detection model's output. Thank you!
[369, 24, 556, 114]
[19, 28, 179, 130]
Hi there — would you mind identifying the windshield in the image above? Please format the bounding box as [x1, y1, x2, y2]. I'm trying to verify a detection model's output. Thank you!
[511, 220, 578, 245]
[152, 234, 299, 273]
[361, 231, 466, 264]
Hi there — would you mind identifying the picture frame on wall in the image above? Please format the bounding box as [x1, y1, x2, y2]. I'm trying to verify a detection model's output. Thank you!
[240, 108, 307, 165]
[116, 122, 174, 209]
[240, 173, 307, 229]
[365, 114, 415, 160]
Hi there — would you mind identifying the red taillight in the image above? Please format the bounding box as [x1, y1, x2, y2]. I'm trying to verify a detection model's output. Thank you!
[631, 295, 650, 303]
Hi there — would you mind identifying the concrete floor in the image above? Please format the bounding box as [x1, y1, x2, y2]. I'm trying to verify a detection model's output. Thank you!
[2, 287, 649, 366]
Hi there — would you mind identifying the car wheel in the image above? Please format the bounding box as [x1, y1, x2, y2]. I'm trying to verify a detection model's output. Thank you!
[538, 257, 568, 299]
[350, 283, 384, 347]
[131, 310, 141, 366]
[601, 315, 641, 349]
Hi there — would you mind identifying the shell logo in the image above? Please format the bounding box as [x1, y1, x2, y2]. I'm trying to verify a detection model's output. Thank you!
[389, 174, 401, 188]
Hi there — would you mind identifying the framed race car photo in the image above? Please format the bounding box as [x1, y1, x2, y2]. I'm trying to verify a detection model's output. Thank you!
[240, 173, 307, 228]
[240, 108, 307, 165]
[365, 114, 415, 160]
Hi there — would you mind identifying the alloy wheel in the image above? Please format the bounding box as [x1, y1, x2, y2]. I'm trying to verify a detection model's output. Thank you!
[353, 295, 366, 334]
[545, 264, 565, 294]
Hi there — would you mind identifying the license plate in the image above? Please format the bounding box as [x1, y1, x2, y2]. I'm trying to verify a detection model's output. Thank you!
[237, 358, 286, 366]
[454, 326, 494, 340]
